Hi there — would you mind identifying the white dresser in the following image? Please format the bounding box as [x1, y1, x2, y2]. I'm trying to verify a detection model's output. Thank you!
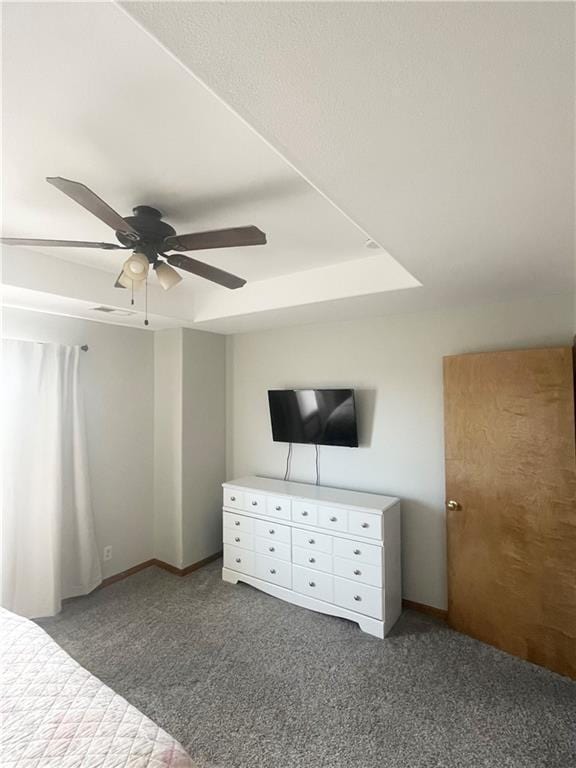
[221, 476, 401, 638]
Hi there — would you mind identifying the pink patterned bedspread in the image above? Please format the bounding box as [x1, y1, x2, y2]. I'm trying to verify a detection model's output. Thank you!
[0, 608, 195, 767]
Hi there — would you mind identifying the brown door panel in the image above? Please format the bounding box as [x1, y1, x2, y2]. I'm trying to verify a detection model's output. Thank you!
[443, 348, 576, 679]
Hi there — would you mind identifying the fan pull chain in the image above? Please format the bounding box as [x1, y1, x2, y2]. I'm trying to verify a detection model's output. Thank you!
[131, 280, 134, 306]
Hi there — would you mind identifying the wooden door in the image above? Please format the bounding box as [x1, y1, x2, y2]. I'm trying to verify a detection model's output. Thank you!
[443, 347, 576, 679]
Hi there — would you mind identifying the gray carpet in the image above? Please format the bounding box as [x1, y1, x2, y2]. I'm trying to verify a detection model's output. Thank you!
[38, 561, 575, 768]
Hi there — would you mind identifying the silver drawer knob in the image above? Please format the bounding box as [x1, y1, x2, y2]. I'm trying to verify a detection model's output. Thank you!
[235, 558, 241, 563]
[309, 557, 316, 563]
[354, 595, 362, 601]
[361, 522, 369, 529]
[270, 569, 276, 574]
[353, 549, 361, 555]
[275, 505, 282, 511]
[251, 501, 258, 506]
[269, 546, 275, 552]
[302, 511, 308, 516]
[234, 537, 240, 542]
[308, 539, 315, 544]
[269, 529, 275, 535]
[309, 581, 316, 587]
[230, 496, 236, 501]
[234, 521, 240, 526]
[330, 516, 337, 522]
[354, 569, 361, 576]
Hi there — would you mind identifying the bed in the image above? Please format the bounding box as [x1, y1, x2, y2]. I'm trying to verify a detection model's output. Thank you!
[0, 607, 195, 767]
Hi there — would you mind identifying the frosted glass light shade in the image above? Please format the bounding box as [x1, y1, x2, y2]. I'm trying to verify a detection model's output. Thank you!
[118, 271, 144, 291]
[117, 271, 131, 288]
[123, 251, 149, 281]
[155, 261, 182, 291]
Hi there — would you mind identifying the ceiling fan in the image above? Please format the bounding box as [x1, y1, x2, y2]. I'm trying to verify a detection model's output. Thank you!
[1, 177, 267, 292]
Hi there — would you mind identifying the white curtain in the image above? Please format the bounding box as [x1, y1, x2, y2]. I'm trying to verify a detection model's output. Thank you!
[1, 340, 102, 618]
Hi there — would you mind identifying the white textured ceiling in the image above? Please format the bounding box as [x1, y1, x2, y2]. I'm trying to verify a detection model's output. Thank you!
[123, 1, 575, 314]
[2, 1, 417, 331]
[2, 2, 574, 333]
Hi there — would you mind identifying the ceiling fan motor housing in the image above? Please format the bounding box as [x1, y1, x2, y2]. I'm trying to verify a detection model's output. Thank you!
[116, 205, 176, 258]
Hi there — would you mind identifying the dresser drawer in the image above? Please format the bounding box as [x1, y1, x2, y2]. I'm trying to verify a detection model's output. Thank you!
[246, 492, 266, 513]
[293, 528, 333, 554]
[292, 500, 318, 526]
[254, 553, 292, 589]
[254, 518, 291, 544]
[333, 557, 381, 588]
[293, 546, 332, 574]
[224, 544, 254, 576]
[266, 495, 292, 521]
[223, 512, 254, 534]
[334, 577, 383, 619]
[223, 528, 254, 550]
[255, 536, 291, 562]
[318, 505, 348, 533]
[333, 537, 382, 566]
[348, 511, 382, 540]
[293, 565, 333, 603]
[223, 488, 245, 509]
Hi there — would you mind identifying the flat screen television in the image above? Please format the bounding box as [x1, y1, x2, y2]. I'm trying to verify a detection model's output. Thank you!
[268, 389, 358, 447]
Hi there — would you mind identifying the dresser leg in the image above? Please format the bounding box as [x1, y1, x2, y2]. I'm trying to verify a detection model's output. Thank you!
[222, 567, 239, 585]
[358, 618, 385, 639]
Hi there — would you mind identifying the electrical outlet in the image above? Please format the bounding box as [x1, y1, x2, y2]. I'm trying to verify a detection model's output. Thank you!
[103, 545, 112, 562]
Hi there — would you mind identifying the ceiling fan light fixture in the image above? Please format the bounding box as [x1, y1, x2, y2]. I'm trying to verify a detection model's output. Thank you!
[155, 261, 182, 291]
[123, 251, 149, 281]
[116, 270, 132, 289]
[118, 273, 144, 291]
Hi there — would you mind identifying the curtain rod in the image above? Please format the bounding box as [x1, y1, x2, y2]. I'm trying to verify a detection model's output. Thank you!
[3, 337, 89, 351]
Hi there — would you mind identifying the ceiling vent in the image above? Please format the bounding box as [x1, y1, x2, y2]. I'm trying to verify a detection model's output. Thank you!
[91, 306, 136, 316]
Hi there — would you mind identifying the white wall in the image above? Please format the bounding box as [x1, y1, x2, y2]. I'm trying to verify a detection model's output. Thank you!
[153, 328, 183, 567]
[6, 294, 571, 600]
[3, 308, 155, 579]
[152, 327, 226, 569]
[226, 294, 573, 610]
[3, 312, 226, 580]
[182, 328, 226, 565]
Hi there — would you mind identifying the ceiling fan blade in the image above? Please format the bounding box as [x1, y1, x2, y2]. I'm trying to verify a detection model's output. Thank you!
[46, 177, 139, 239]
[164, 226, 266, 253]
[166, 254, 246, 290]
[0, 237, 123, 250]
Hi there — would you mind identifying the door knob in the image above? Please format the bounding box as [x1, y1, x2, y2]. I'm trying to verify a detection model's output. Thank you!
[446, 500, 461, 511]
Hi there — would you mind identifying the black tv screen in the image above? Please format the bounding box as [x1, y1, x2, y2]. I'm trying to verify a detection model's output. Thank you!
[268, 389, 358, 447]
